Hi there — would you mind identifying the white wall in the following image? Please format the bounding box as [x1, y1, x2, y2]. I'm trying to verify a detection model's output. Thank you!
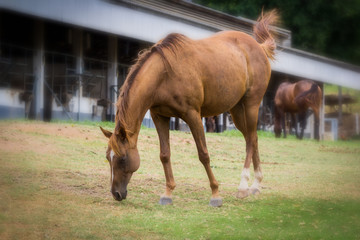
[0, 88, 25, 109]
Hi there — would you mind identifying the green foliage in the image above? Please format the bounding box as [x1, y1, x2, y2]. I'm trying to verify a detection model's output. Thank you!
[193, 0, 360, 65]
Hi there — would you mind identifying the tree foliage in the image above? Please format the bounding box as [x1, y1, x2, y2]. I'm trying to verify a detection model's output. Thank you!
[194, 0, 360, 65]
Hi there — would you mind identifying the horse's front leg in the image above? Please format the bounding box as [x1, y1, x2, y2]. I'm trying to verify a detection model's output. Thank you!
[291, 113, 299, 138]
[184, 110, 222, 207]
[282, 112, 287, 138]
[298, 111, 307, 139]
[151, 111, 175, 205]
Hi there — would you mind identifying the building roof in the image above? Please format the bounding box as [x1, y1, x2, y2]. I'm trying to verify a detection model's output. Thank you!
[117, 0, 292, 46]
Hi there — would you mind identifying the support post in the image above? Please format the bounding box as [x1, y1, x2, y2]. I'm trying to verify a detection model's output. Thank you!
[108, 35, 118, 121]
[338, 86, 343, 126]
[73, 29, 83, 121]
[222, 112, 227, 132]
[31, 20, 44, 120]
[319, 83, 325, 140]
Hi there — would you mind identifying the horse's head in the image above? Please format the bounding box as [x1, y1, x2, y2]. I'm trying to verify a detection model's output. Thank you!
[100, 126, 140, 201]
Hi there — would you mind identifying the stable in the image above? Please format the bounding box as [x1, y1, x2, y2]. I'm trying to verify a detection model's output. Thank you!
[1, 0, 360, 139]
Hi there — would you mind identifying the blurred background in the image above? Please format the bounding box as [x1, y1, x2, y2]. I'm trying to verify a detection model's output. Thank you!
[0, 0, 359, 140]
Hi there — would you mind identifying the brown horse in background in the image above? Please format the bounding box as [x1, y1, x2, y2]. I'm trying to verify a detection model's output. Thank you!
[205, 116, 219, 132]
[100, 11, 278, 207]
[274, 80, 322, 140]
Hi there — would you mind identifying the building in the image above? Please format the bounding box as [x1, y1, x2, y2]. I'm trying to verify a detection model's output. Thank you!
[1, 0, 360, 138]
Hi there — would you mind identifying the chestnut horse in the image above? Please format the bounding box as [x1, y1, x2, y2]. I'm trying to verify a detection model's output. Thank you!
[274, 80, 322, 140]
[100, 11, 278, 207]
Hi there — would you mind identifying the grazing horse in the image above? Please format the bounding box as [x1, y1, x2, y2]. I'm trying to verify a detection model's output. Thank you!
[274, 80, 322, 140]
[205, 116, 219, 132]
[100, 10, 278, 207]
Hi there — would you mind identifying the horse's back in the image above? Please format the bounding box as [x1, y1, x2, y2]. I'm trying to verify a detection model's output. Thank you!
[213, 31, 273, 96]
[197, 31, 271, 115]
[203, 31, 270, 72]
[275, 80, 320, 112]
[152, 31, 271, 117]
[274, 82, 296, 111]
[294, 80, 315, 96]
[294, 80, 322, 109]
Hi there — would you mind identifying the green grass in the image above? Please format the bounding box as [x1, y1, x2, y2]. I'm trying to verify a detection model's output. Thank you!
[0, 120, 359, 239]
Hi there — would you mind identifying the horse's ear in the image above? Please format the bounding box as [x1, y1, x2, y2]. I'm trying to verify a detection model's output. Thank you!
[115, 121, 127, 141]
[100, 127, 112, 139]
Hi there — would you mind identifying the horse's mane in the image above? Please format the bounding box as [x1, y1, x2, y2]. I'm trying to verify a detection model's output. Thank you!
[295, 82, 321, 108]
[115, 33, 187, 135]
[152, 33, 187, 68]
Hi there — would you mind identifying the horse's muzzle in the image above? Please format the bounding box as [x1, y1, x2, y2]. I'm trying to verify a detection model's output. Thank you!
[111, 190, 127, 201]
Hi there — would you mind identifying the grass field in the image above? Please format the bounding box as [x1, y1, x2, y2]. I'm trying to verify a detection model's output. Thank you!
[0, 120, 359, 239]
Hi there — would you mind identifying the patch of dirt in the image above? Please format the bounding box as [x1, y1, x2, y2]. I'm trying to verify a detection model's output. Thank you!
[0, 121, 114, 204]
[0, 121, 105, 155]
[42, 169, 109, 199]
[318, 145, 360, 154]
[0, 130, 58, 155]
[12, 122, 100, 141]
[262, 161, 280, 165]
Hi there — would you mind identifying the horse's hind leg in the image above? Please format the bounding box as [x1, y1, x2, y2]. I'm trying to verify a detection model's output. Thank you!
[151, 111, 175, 205]
[230, 102, 263, 198]
[298, 111, 307, 139]
[282, 112, 287, 138]
[183, 110, 222, 207]
[313, 107, 320, 140]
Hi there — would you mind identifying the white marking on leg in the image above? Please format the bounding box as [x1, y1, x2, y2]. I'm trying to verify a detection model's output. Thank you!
[250, 170, 263, 190]
[238, 167, 250, 190]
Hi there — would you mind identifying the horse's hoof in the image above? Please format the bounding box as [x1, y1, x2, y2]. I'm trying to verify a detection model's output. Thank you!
[159, 196, 172, 205]
[209, 198, 222, 207]
[250, 188, 260, 195]
[236, 189, 249, 199]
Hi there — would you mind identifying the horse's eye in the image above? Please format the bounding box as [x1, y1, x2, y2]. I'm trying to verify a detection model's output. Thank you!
[119, 156, 126, 165]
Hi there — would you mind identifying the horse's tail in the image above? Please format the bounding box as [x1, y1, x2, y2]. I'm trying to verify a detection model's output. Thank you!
[295, 83, 322, 108]
[253, 10, 279, 60]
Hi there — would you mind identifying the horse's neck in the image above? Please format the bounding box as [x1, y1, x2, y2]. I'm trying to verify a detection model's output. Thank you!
[119, 60, 164, 142]
[121, 88, 151, 138]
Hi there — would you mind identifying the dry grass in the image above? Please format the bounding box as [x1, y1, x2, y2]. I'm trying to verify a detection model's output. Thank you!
[0, 120, 359, 239]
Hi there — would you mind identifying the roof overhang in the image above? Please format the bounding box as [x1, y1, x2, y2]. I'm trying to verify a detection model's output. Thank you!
[0, 0, 291, 43]
[0, 0, 216, 42]
[272, 46, 360, 90]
